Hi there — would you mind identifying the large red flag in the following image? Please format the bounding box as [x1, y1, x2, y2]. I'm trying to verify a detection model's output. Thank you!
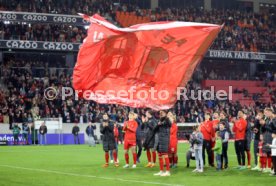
[73, 14, 222, 110]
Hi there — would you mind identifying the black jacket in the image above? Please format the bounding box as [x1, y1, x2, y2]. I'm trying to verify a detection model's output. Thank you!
[39, 125, 47, 135]
[220, 118, 231, 134]
[253, 119, 261, 140]
[156, 117, 171, 153]
[100, 122, 116, 152]
[136, 118, 143, 141]
[72, 126, 80, 136]
[86, 125, 96, 136]
[261, 117, 275, 153]
[143, 117, 158, 149]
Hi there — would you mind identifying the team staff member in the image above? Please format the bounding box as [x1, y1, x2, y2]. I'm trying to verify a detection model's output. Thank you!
[154, 110, 171, 177]
[100, 113, 118, 167]
[123, 112, 138, 168]
[200, 112, 214, 166]
[232, 111, 247, 170]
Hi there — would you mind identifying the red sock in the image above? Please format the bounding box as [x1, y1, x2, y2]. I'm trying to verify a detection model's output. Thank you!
[152, 151, 157, 163]
[158, 154, 164, 171]
[165, 156, 170, 171]
[133, 153, 137, 165]
[147, 150, 151, 163]
[246, 151, 251, 166]
[113, 151, 117, 163]
[125, 153, 129, 164]
[169, 156, 173, 164]
[174, 155, 178, 164]
[105, 152, 109, 164]
[267, 156, 272, 168]
[261, 157, 266, 169]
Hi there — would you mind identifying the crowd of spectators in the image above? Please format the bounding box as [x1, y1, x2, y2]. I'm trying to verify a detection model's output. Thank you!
[199, 67, 276, 81]
[0, 1, 275, 52]
[0, 58, 275, 125]
[146, 8, 275, 52]
[0, 0, 116, 16]
[0, 23, 87, 43]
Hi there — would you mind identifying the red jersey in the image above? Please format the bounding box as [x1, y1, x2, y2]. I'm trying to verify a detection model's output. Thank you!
[114, 125, 119, 142]
[232, 118, 247, 141]
[212, 119, 220, 130]
[200, 120, 214, 141]
[123, 120, 138, 142]
[170, 122, 178, 146]
[258, 141, 267, 157]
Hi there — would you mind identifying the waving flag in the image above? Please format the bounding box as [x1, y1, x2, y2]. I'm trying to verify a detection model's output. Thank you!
[73, 14, 222, 110]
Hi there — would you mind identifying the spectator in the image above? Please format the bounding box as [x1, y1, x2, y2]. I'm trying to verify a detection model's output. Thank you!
[30, 123, 38, 145]
[12, 123, 21, 145]
[72, 123, 80, 144]
[39, 122, 47, 145]
[86, 122, 96, 147]
[22, 123, 30, 145]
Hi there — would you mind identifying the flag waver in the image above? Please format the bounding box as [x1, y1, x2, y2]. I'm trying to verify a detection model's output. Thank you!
[73, 14, 222, 110]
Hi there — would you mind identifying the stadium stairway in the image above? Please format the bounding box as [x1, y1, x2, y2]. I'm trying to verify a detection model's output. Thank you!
[202, 80, 275, 106]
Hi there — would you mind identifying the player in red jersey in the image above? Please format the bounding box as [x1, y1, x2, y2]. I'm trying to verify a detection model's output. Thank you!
[232, 110, 247, 169]
[168, 111, 178, 168]
[200, 112, 215, 166]
[122, 111, 138, 168]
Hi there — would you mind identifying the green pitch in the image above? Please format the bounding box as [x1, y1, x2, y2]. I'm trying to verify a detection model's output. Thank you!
[0, 143, 274, 186]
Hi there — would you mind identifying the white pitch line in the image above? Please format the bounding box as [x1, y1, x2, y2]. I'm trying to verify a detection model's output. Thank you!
[0, 165, 184, 186]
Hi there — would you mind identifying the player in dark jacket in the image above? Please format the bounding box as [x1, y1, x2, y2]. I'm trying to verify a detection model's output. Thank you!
[134, 113, 143, 163]
[143, 109, 158, 168]
[154, 110, 171, 177]
[100, 113, 118, 167]
[244, 113, 252, 168]
[251, 111, 263, 170]
[261, 108, 275, 172]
